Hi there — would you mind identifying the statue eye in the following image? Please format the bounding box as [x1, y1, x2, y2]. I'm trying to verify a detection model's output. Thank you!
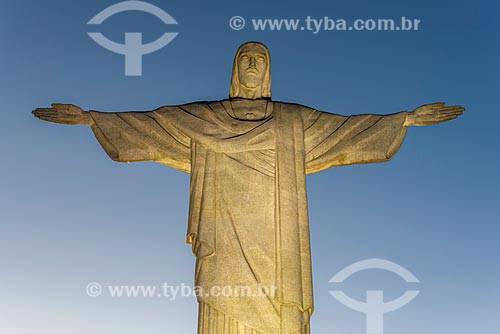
[256, 56, 266, 62]
[240, 55, 249, 60]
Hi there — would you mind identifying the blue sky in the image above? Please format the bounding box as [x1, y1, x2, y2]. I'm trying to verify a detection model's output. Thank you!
[0, 0, 498, 333]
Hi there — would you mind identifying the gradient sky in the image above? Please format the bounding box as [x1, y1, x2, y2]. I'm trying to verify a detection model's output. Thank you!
[1, 0, 498, 333]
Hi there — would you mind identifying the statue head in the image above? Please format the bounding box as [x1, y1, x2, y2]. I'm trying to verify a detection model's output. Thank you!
[229, 42, 271, 99]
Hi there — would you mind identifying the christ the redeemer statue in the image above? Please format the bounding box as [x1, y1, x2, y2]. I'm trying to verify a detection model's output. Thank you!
[33, 41, 464, 334]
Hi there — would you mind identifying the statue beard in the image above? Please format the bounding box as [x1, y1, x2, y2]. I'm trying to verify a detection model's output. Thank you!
[239, 72, 263, 89]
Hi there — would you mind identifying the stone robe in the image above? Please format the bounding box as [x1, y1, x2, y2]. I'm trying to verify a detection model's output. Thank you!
[88, 99, 408, 334]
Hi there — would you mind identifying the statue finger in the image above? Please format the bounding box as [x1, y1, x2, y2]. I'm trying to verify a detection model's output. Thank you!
[437, 110, 463, 117]
[439, 106, 464, 112]
[438, 111, 464, 119]
[435, 114, 459, 123]
[35, 114, 60, 122]
[33, 108, 58, 116]
[430, 102, 446, 109]
[51, 103, 70, 110]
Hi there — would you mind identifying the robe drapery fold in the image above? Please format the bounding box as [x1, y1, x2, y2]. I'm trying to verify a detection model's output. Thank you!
[89, 100, 408, 333]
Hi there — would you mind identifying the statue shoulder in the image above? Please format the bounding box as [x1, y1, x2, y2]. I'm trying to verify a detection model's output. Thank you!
[153, 100, 221, 113]
[272, 100, 319, 118]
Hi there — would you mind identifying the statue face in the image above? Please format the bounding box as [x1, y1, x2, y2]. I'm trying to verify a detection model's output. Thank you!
[237, 45, 268, 89]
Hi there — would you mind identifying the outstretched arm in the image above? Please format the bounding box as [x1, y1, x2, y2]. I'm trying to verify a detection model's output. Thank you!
[304, 102, 465, 174]
[33, 103, 191, 173]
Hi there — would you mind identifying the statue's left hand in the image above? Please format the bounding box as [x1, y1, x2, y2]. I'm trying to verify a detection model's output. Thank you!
[404, 103, 465, 126]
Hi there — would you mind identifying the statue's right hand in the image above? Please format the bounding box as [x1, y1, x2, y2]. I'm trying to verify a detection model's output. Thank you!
[32, 104, 93, 125]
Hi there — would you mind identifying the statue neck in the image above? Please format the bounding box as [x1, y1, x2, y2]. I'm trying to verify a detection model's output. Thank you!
[228, 98, 271, 120]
